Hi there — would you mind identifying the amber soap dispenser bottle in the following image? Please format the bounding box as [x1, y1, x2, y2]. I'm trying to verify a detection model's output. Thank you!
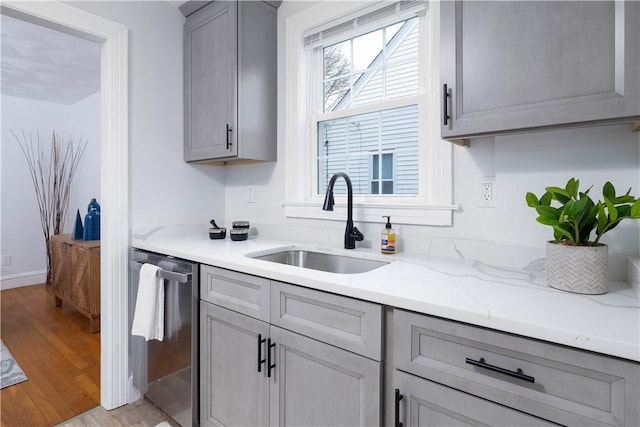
[381, 216, 396, 255]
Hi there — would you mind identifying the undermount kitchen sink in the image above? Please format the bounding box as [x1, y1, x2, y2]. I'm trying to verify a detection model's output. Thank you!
[247, 248, 391, 274]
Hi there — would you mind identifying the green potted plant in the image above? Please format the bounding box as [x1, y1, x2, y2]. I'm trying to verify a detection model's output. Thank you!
[526, 178, 640, 294]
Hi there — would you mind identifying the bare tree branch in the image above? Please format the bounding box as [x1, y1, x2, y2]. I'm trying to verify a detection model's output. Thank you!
[12, 130, 88, 285]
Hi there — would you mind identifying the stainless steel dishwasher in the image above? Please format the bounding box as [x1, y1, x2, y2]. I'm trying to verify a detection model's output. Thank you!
[129, 249, 199, 426]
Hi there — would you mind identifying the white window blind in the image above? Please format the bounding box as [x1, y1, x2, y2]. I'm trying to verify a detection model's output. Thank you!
[303, 0, 427, 50]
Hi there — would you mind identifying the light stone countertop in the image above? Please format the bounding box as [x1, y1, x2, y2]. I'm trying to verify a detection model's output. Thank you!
[132, 231, 640, 362]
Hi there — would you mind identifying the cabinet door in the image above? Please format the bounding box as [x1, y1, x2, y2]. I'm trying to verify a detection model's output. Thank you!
[184, 0, 237, 161]
[69, 246, 92, 312]
[50, 238, 70, 301]
[200, 302, 269, 427]
[440, 1, 640, 139]
[393, 370, 558, 427]
[269, 325, 381, 427]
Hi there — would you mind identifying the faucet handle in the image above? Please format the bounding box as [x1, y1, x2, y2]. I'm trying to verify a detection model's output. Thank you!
[351, 226, 364, 241]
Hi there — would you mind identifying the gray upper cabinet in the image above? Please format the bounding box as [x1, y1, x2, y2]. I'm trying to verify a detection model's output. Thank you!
[183, 1, 277, 163]
[440, 1, 640, 141]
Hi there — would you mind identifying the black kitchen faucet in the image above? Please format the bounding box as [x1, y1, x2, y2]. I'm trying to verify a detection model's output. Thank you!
[322, 172, 364, 249]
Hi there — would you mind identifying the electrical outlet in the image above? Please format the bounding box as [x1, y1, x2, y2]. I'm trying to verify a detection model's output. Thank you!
[247, 184, 256, 203]
[478, 178, 495, 207]
[2, 255, 11, 266]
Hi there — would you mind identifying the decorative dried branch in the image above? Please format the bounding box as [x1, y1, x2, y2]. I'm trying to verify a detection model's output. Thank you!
[12, 130, 88, 285]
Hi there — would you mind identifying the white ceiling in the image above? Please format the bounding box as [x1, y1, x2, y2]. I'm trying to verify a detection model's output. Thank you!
[1, 13, 101, 105]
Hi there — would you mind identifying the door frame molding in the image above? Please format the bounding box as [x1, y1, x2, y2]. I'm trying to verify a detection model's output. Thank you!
[1, 1, 130, 410]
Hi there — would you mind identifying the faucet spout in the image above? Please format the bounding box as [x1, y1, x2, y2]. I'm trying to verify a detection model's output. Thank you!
[322, 172, 364, 249]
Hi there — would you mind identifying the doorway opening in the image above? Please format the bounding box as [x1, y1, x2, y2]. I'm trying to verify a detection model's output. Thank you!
[1, 1, 129, 412]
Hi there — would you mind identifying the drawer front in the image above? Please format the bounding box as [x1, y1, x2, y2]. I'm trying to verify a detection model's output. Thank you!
[200, 265, 270, 322]
[393, 309, 639, 427]
[270, 281, 382, 361]
[393, 370, 558, 427]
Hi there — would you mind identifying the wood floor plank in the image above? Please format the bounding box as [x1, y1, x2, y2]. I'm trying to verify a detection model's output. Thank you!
[1, 284, 100, 426]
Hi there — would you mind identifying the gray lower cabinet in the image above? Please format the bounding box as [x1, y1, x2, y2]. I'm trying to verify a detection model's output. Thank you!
[201, 265, 639, 426]
[393, 370, 558, 427]
[183, 1, 277, 163]
[269, 326, 381, 427]
[440, 0, 640, 140]
[200, 301, 270, 427]
[199, 265, 382, 426]
[270, 281, 383, 361]
[392, 309, 640, 426]
[200, 264, 270, 322]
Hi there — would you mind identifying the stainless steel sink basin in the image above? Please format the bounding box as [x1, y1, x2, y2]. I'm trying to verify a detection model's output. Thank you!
[248, 248, 390, 274]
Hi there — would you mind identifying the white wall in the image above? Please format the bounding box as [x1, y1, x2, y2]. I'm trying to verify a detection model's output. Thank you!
[67, 1, 226, 232]
[1, 96, 67, 285]
[68, 92, 101, 229]
[1, 94, 102, 289]
[223, 1, 640, 264]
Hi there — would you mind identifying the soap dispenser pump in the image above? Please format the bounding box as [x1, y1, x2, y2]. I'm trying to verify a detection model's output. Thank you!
[381, 216, 396, 254]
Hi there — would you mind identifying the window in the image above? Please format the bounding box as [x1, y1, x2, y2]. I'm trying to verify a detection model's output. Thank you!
[284, 1, 455, 226]
[315, 14, 420, 197]
[371, 152, 395, 194]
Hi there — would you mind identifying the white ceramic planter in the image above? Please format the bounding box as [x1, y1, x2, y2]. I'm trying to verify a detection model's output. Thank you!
[546, 242, 608, 294]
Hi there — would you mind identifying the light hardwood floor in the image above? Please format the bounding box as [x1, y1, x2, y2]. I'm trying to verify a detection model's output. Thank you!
[1, 284, 100, 426]
[1, 284, 180, 427]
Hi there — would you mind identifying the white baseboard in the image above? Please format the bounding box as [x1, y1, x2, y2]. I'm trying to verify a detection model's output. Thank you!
[0, 270, 47, 290]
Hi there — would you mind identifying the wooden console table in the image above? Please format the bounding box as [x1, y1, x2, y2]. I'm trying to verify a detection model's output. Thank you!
[50, 234, 101, 333]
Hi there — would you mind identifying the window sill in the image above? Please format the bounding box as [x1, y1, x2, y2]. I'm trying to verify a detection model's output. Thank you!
[283, 202, 457, 226]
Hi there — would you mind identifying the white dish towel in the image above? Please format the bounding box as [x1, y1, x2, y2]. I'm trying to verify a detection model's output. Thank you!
[131, 263, 164, 341]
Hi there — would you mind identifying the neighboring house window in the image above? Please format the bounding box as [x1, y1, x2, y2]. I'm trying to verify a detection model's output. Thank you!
[284, 1, 455, 226]
[370, 152, 395, 194]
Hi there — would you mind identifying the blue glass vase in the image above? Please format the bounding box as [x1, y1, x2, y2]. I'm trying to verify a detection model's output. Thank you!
[88, 198, 101, 213]
[83, 199, 101, 240]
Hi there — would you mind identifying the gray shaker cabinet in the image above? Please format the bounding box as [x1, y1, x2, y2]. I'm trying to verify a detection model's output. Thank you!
[440, 1, 640, 141]
[391, 309, 640, 427]
[199, 266, 382, 426]
[199, 302, 270, 427]
[269, 325, 381, 427]
[183, 1, 277, 163]
[392, 370, 558, 427]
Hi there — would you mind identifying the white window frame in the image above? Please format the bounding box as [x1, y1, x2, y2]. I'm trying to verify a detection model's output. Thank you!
[283, 0, 456, 226]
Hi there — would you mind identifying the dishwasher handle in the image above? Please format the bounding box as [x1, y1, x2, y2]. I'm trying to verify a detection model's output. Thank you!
[129, 260, 192, 283]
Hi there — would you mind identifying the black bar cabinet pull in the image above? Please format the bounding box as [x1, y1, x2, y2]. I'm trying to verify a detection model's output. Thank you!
[394, 388, 403, 427]
[226, 124, 232, 150]
[465, 357, 535, 383]
[443, 84, 450, 126]
[267, 338, 276, 378]
[257, 334, 266, 373]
